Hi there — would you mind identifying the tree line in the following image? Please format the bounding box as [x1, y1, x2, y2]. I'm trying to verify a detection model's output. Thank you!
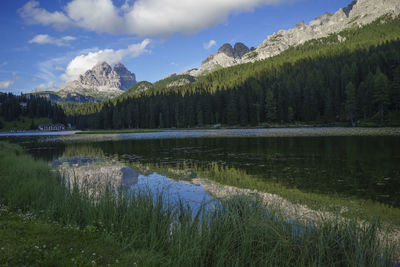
[0, 93, 66, 126]
[64, 16, 400, 129]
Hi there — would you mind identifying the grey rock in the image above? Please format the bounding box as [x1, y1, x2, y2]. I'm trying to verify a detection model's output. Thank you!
[166, 73, 177, 79]
[166, 78, 192, 88]
[218, 43, 234, 57]
[186, 0, 400, 76]
[58, 62, 136, 101]
[233, 43, 250, 58]
[113, 63, 137, 90]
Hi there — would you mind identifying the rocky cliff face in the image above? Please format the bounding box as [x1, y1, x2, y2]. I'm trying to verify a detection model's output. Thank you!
[186, 0, 400, 76]
[186, 42, 251, 76]
[58, 62, 136, 99]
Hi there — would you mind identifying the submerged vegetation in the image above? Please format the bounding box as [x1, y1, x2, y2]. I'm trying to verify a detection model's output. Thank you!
[0, 141, 398, 266]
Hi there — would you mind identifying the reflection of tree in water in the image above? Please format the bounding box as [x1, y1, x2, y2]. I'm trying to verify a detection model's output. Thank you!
[62, 145, 106, 158]
[57, 158, 138, 193]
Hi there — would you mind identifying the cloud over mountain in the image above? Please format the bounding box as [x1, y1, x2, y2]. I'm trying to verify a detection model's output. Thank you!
[19, 0, 292, 36]
[60, 39, 150, 82]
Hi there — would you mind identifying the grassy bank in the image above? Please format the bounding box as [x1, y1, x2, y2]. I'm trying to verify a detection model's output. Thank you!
[0, 116, 51, 132]
[0, 207, 146, 266]
[0, 141, 398, 266]
[196, 164, 400, 227]
[125, 161, 400, 227]
[76, 129, 163, 134]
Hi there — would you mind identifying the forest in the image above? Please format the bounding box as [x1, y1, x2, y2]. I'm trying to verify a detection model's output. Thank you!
[0, 93, 66, 129]
[62, 16, 400, 129]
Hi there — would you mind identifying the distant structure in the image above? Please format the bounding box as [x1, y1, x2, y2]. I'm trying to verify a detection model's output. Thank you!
[38, 123, 65, 131]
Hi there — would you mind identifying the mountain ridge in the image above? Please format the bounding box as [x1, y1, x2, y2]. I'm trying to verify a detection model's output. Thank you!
[184, 0, 400, 76]
[57, 62, 136, 98]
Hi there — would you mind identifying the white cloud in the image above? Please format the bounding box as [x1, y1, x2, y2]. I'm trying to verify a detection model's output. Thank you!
[18, 1, 72, 29]
[65, 0, 124, 34]
[29, 34, 76, 46]
[61, 39, 150, 81]
[33, 81, 57, 91]
[204, 40, 217, 50]
[19, 0, 293, 36]
[0, 61, 7, 68]
[0, 80, 14, 90]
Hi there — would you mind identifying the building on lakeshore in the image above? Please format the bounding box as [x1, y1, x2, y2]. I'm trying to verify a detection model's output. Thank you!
[38, 123, 65, 131]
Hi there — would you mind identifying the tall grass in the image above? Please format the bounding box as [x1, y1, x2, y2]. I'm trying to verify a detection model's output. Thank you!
[0, 141, 398, 266]
[126, 160, 400, 227]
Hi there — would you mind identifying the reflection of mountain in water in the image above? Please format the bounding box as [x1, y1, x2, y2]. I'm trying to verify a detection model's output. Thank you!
[55, 157, 138, 190]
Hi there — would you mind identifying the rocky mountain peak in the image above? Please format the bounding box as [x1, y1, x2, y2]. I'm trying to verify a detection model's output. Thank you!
[218, 43, 234, 57]
[217, 42, 250, 59]
[113, 62, 136, 90]
[58, 61, 137, 100]
[184, 0, 400, 77]
[233, 43, 250, 58]
[91, 61, 112, 73]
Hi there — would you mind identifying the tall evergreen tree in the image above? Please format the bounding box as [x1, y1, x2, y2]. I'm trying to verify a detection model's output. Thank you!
[373, 68, 390, 122]
[345, 82, 357, 126]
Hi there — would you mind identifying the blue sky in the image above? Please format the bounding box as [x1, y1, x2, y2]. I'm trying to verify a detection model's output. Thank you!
[0, 0, 351, 94]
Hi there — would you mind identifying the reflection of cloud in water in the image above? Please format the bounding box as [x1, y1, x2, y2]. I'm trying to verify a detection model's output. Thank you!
[134, 173, 216, 213]
[56, 157, 139, 190]
[55, 157, 216, 213]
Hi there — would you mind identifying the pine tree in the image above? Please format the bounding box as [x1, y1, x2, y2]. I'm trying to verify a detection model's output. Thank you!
[373, 68, 390, 122]
[345, 82, 357, 126]
[393, 65, 400, 111]
[265, 90, 277, 122]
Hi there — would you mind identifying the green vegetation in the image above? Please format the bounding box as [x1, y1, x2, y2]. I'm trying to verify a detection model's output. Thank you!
[0, 93, 66, 131]
[245, 51, 258, 59]
[152, 74, 196, 89]
[76, 129, 163, 134]
[64, 16, 400, 129]
[0, 141, 398, 266]
[122, 81, 154, 97]
[122, 160, 400, 227]
[194, 163, 400, 227]
[267, 33, 283, 42]
[0, 209, 143, 266]
[0, 116, 51, 132]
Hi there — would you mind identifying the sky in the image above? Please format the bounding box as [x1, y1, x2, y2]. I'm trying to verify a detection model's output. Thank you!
[0, 0, 351, 94]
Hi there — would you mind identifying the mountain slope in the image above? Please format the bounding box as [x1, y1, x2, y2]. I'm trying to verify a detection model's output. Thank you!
[64, 14, 400, 129]
[187, 0, 400, 76]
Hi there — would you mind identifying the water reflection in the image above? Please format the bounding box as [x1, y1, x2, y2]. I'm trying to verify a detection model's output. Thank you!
[54, 156, 215, 212]
[3, 129, 400, 207]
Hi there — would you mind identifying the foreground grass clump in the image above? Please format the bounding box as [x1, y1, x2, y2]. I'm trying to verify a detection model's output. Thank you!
[0, 141, 398, 266]
[0, 206, 146, 266]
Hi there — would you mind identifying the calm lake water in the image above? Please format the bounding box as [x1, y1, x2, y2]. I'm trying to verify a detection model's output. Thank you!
[2, 128, 400, 207]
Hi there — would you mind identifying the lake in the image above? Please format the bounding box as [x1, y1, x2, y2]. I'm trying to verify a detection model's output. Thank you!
[2, 127, 400, 208]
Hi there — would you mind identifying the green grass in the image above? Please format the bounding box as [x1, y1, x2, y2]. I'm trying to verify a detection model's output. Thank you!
[0, 141, 398, 266]
[76, 129, 163, 134]
[195, 163, 400, 227]
[0, 208, 151, 266]
[0, 116, 52, 132]
[127, 161, 400, 227]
